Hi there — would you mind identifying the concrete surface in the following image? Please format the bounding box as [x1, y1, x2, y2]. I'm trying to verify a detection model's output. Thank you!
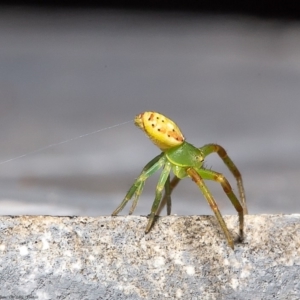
[0, 214, 299, 299]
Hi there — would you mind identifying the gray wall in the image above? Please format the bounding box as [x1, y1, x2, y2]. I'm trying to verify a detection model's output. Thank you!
[0, 8, 300, 217]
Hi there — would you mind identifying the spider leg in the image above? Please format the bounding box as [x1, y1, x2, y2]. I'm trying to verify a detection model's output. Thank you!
[156, 175, 181, 216]
[145, 161, 172, 233]
[163, 175, 171, 215]
[194, 167, 244, 248]
[111, 153, 166, 216]
[187, 168, 240, 249]
[200, 143, 248, 214]
[129, 181, 145, 214]
[202, 169, 244, 240]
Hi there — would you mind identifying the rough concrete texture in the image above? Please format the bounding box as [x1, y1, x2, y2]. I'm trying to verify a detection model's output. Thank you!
[0, 214, 299, 300]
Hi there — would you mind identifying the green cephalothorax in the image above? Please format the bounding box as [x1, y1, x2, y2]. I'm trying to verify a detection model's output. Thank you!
[112, 111, 248, 249]
[166, 141, 204, 167]
[166, 142, 204, 179]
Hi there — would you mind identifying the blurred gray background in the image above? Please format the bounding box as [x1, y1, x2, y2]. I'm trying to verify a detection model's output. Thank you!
[0, 7, 300, 217]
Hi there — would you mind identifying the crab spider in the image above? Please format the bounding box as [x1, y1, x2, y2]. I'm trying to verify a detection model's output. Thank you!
[112, 111, 248, 249]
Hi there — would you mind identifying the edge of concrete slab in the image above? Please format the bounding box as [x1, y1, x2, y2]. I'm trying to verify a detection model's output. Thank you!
[0, 214, 299, 299]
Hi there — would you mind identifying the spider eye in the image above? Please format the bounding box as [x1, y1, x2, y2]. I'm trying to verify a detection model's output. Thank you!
[157, 128, 161, 131]
[196, 156, 204, 162]
[151, 124, 155, 127]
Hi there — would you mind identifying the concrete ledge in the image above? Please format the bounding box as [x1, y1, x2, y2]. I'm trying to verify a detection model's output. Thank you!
[0, 214, 299, 299]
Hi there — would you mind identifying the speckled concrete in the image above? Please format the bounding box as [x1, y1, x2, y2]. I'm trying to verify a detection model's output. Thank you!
[0, 214, 299, 299]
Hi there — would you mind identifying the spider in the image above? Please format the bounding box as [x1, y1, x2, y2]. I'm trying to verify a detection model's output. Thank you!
[112, 111, 248, 249]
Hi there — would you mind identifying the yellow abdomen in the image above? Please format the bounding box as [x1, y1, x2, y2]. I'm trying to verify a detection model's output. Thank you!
[134, 111, 185, 151]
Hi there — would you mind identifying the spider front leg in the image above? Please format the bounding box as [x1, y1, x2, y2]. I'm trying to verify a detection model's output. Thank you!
[187, 168, 244, 249]
[163, 175, 172, 215]
[157, 175, 181, 216]
[111, 153, 165, 216]
[145, 162, 172, 232]
[200, 143, 248, 214]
